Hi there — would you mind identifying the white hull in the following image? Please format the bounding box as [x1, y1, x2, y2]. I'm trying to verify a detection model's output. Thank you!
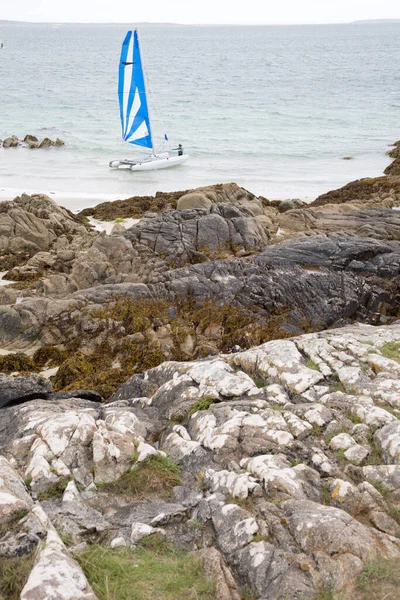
[110, 153, 189, 171]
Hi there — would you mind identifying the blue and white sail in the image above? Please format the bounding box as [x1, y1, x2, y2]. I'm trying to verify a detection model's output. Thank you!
[118, 30, 153, 150]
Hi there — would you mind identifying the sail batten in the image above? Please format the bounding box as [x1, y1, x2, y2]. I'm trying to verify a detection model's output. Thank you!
[118, 30, 153, 150]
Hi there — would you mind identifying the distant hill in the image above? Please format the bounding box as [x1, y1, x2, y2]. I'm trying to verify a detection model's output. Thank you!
[352, 19, 400, 23]
[0, 20, 179, 26]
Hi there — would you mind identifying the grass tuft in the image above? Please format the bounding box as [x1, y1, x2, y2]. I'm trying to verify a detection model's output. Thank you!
[226, 493, 256, 513]
[380, 341, 400, 363]
[370, 480, 391, 499]
[75, 543, 214, 600]
[305, 358, 320, 371]
[186, 396, 215, 419]
[0, 509, 29, 539]
[99, 455, 181, 499]
[37, 478, 70, 501]
[241, 586, 258, 600]
[253, 376, 266, 389]
[0, 552, 36, 600]
[357, 557, 400, 599]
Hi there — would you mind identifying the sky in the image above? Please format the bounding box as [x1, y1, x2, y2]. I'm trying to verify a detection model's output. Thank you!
[1, 0, 400, 25]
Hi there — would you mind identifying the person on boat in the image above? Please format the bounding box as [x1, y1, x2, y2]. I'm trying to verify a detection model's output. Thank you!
[173, 144, 184, 156]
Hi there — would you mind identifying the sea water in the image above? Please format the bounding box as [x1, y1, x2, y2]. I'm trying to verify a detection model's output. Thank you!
[0, 22, 399, 211]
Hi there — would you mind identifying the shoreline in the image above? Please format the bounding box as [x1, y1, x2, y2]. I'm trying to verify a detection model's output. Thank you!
[0, 146, 394, 212]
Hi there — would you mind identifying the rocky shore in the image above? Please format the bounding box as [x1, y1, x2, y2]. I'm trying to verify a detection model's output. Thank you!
[0, 134, 65, 149]
[0, 142, 400, 599]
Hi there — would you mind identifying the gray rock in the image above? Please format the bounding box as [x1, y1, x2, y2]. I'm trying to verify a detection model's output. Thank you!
[278, 198, 305, 213]
[375, 421, 400, 465]
[0, 192, 91, 271]
[198, 547, 241, 600]
[0, 456, 33, 520]
[234, 541, 315, 600]
[210, 502, 259, 554]
[38, 137, 54, 148]
[344, 444, 369, 465]
[363, 465, 400, 501]
[2, 135, 19, 148]
[23, 135, 38, 143]
[283, 499, 399, 591]
[0, 374, 52, 408]
[177, 192, 212, 211]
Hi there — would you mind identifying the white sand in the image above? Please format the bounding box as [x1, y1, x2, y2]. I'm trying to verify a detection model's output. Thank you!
[87, 217, 141, 234]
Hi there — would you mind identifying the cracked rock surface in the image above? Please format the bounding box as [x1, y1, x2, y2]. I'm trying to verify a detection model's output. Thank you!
[1, 323, 400, 598]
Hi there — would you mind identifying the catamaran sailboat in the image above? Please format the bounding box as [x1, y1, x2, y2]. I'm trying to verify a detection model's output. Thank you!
[109, 30, 189, 171]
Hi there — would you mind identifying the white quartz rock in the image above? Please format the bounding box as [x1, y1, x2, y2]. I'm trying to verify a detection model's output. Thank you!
[20, 528, 98, 600]
[188, 360, 256, 397]
[329, 433, 357, 451]
[0, 456, 34, 520]
[233, 339, 324, 394]
[344, 444, 369, 465]
[204, 468, 262, 499]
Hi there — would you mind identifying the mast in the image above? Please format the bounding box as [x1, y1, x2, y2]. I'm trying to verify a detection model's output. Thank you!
[135, 29, 155, 156]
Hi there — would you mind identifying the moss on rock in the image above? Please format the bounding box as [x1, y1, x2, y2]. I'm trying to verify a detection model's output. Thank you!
[0, 352, 36, 374]
[32, 345, 68, 369]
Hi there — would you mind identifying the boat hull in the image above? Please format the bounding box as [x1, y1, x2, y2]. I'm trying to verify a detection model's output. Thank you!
[109, 154, 189, 171]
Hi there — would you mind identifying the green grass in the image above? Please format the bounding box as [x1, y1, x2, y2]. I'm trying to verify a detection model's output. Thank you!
[305, 358, 320, 371]
[332, 381, 346, 393]
[226, 493, 255, 513]
[364, 438, 381, 466]
[188, 519, 203, 531]
[99, 455, 181, 499]
[186, 396, 215, 420]
[335, 449, 351, 466]
[0, 552, 36, 600]
[344, 411, 361, 425]
[370, 480, 391, 499]
[380, 341, 400, 363]
[241, 587, 257, 600]
[314, 591, 341, 600]
[357, 557, 400, 599]
[253, 376, 266, 389]
[75, 543, 215, 600]
[321, 484, 331, 506]
[311, 424, 325, 438]
[37, 478, 70, 501]
[0, 509, 29, 539]
[169, 396, 216, 424]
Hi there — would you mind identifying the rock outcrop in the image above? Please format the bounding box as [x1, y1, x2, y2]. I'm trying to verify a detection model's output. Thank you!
[310, 172, 400, 209]
[79, 182, 267, 220]
[1, 323, 400, 598]
[0, 135, 65, 149]
[0, 192, 91, 270]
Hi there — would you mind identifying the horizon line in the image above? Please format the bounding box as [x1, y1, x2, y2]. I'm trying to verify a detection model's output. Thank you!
[1, 18, 400, 26]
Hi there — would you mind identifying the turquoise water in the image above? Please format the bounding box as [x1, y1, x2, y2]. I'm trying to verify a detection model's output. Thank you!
[0, 23, 399, 210]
